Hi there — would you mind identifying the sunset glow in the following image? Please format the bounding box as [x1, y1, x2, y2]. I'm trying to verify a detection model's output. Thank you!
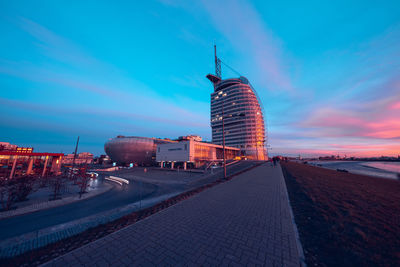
[0, 0, 399, 157]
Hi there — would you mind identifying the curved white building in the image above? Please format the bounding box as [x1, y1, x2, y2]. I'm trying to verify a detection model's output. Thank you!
[207, 75, 267, 160]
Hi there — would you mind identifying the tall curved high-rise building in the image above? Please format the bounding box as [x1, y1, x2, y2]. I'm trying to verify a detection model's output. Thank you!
[207, 76, 267, 160]
[206, 47, 267, 160]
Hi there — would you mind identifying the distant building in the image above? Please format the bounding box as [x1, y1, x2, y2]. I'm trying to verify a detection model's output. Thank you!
[0, 142, 63, 178]
[0, 142, 18, 151]
[104, 135, 240, 168]
[156, 138, 240, 169]
[94, 154, 112, 165]
[62, 152, 94, 165]
[177, 135, 203, 142]
[62, 153, 93, 165]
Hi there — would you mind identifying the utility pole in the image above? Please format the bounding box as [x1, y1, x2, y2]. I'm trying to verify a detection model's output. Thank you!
[70, 136, 80, 179]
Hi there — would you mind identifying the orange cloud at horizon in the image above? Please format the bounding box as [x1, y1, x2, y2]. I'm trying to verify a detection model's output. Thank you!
[270, 134, 400, 157]
[273, 145, 400, 157]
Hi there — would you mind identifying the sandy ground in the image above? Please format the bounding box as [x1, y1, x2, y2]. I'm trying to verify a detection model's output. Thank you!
[281, 161, 400, 267]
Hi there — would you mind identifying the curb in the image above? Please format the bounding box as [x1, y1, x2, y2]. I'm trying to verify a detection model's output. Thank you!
[279, 164, 307, 267]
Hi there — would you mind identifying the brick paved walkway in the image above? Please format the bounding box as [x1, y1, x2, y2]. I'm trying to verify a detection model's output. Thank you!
[44, 164, 303, 266]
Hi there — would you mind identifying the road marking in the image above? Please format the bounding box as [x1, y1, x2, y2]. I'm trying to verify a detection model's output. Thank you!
[105, 176, 129, 186]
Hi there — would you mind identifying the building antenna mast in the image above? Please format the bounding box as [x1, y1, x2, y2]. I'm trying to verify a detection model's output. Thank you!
[214, 45, 241, 77]
[214, 44, 221, 78]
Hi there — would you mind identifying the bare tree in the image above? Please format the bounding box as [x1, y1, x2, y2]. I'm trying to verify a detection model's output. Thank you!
[0, 175, 41, 211]
[48, 175, 68, 201]
[15, 176, 37, 202]
[76, 165, 91, 198]
[0, 179, 17, 211]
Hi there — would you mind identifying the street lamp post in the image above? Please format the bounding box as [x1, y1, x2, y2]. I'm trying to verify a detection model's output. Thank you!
[70, 136, 80, 180]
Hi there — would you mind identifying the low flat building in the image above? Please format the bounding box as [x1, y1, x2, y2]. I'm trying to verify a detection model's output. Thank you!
[62, 152, 94, 165]
[0, 142, 18, 151]
[0, 145, 63, 178]
[156, 139, 240, 169]
[94, 154, 112, 165]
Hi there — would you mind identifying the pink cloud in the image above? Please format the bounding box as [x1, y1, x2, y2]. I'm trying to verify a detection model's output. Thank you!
[0, 97, 208, 128]
[274, 143, 400, 157]
[302, 91, 400, 140]
[270, 90, 400, 156]
[327, 143, 399, 151]
[390, 101, 400, 110]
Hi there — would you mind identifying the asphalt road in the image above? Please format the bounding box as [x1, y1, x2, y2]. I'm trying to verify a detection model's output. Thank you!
[0, 160, 260, 240]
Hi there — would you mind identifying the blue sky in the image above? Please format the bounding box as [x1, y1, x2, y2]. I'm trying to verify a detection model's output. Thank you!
[1, 0, 399, 156]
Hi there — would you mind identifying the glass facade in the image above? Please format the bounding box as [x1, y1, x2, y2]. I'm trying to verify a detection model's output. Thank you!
[209, 77, 267, 160]
[194, 143, 216, 161]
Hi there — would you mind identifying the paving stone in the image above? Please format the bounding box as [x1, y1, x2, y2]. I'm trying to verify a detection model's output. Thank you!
[43, 164, 302, 266]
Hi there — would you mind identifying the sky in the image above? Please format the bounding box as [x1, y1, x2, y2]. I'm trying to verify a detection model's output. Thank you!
[0, 0, 399, 157]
